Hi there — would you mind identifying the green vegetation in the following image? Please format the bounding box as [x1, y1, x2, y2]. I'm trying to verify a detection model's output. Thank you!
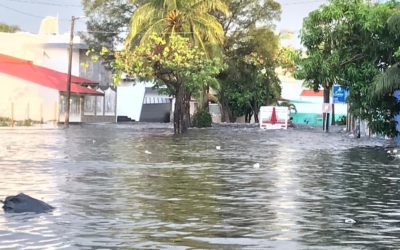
[82, 0, 283, 133]
[297, 0, 400, 137]
[115, 34, 224, 134]
[82, 0, 400, 136]
[0, 23, 20, 33]
[192, 109, 212, 128]
[216, 0, 282, 123]
[0, 118, 35, 127]
[0, 117, 10, 127]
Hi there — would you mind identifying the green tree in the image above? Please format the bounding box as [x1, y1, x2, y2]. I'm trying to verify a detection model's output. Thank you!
[115, 34, 224, 134]
[298, 0, 400, 136]
[219, 27, 281, 122]
[216, 0, 281, 122]
[0, 23, 20, 33]
[296, 0, 350, 131]
[81, 0, 138, 68]
[126, 0, 229, 54]
[371, 12, 400, 96]
[122, 0, 228, 133]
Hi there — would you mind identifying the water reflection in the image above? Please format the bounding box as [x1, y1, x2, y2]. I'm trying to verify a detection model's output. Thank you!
[0, 124, 399, 249]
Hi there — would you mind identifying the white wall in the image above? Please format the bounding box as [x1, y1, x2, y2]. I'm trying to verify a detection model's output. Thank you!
[295, 103, 347, 115]
[0, 32, 81, 75]
[280, 76, 304, 100]
[0, 73, 59, 121]
[116, 81, 146, 121]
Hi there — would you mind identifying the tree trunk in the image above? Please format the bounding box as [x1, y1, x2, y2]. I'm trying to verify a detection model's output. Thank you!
[220, 98, 230, 122]
[254, 109, 259, 123]
[185, 92, 191, 126]
[201, 85, 209, 110]
[331, 103, 335, 125]
[173, 84, 189, 134]
[323, 85, 331, 132]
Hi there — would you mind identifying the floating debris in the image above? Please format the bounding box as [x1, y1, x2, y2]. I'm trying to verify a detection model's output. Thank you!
[2, 193, 54, 213]
[253, 163, 260, 169]
[216, 146, 221, 150]
[145, 150, 152, 155]
[344, 218, 356, 224]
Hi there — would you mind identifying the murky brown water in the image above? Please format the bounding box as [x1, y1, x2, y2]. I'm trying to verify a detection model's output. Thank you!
[0, 123, 399, 249]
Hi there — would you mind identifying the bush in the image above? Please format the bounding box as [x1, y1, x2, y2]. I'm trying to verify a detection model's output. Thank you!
[336, 115, 346, 125]
[0, 117, 10, 127]
[192, 109, 212, 128]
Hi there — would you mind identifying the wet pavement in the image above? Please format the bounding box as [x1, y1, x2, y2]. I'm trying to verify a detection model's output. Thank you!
[0, 123, 399, 249]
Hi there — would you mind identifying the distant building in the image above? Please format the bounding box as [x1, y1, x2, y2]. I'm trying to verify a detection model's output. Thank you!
[278, 69, 347, 126]
[116, 80, 171, 123]
[0, 16, 116, 124]
[0, 54, 102, 124]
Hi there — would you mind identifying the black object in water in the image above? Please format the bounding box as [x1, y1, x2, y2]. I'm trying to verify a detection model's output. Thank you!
[1, 193, 54, 213]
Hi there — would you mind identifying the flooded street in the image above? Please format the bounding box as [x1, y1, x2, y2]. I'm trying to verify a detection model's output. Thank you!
[0, 124, 399, 249]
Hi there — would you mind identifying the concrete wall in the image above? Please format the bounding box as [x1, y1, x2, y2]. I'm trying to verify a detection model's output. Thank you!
[116, 81, 146, 121]
[0, 72, 59, 122]
[209, 103, 221, 123]
[81, 115, 115, 123]
[140, 103, 171, 122]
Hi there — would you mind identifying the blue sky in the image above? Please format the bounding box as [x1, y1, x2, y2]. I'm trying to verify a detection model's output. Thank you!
[0, 0, 328, 47]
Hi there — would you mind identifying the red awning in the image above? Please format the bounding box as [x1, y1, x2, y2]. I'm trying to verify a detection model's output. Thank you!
[0, 54, 102, 95]
[300, 89, 324, 97]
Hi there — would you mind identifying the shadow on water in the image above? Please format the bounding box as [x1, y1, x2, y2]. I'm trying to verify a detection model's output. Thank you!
[0, 123, 399, 249]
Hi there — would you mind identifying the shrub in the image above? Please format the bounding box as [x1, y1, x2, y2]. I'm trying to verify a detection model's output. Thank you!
[192, 109, 212, 128]
[0, 117, 10, 127]
[336, 115, 346, 125]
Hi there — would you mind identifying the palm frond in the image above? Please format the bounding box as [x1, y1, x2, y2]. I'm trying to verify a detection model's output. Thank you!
[189, 0, 229, 16]
[372, 63, 400, 97]
[126, 3, 156, 46]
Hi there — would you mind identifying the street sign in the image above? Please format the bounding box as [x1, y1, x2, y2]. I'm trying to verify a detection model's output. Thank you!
[322, 103, 332, 113]
[333, 85, 348, 104]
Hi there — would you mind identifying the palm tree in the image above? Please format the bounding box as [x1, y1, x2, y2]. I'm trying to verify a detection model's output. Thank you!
[123, 0, 228, 134]
[371, 13, 400, 97]
[126, 0, 229, 55]
[372, 63, 400, 97]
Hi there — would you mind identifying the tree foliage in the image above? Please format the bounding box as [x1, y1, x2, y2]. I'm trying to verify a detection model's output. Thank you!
[0, 23, 20, 33]
[82, 0, 285, 128]
[126, 0, 229, 56]
[216, 0, 282, 122]
[115, 34, 224, 133]
[297, 0, 400, 136]
[81, 0, 138, 67]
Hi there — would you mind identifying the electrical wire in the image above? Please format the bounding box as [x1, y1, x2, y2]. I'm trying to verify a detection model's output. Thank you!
[3, 0, 81, 8]
[0, 2, 47, 19]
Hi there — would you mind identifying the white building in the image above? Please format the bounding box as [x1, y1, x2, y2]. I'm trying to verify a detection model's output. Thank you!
[0, 17, 117, 124]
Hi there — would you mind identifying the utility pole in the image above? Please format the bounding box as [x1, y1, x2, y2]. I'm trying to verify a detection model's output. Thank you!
[65, 16, 75, 128]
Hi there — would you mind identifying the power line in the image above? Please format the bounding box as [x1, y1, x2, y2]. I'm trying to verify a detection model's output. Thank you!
[3, 0, 81, 8]
[0, 2, 76, 21]
[0, 2, 46, 19]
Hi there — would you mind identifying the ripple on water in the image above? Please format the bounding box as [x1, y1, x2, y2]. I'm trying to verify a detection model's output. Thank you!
[0, 124, 399, 249]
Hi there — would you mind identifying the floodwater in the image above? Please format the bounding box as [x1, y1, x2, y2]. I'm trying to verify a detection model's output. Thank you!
[0, 123, 399, 249]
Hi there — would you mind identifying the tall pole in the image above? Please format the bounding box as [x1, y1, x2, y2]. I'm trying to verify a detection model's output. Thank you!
[65, 16, 75, 128]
